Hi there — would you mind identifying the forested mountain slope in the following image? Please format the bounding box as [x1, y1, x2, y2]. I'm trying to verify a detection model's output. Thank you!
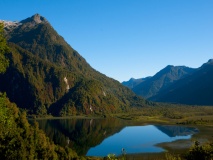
[123, 65, 194, 99]
[0, 14, 149, 116]
[150, 59, 213, 105]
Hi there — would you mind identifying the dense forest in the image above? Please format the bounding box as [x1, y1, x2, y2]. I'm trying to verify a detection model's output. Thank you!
[0, 93, 79, 159]
[0, 14, 149, 116]
[0, 22, 80, 160]
[0, 19, 212, 159]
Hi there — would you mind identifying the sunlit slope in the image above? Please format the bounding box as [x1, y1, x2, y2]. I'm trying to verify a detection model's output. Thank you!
[0, 14, 149, 116]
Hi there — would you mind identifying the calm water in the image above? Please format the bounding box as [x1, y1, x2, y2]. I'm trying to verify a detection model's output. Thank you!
[87, 125, 196, 157]
[34, 118, 198, 157]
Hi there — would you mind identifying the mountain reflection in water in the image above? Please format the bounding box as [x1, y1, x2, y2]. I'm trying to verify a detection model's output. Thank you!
[155, 125, 199, 137]
[35, 118, 198, 156]
[35, 118, 125, 155]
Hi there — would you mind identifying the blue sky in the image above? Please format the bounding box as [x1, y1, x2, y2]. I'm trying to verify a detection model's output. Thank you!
[1, 0, 213, 82]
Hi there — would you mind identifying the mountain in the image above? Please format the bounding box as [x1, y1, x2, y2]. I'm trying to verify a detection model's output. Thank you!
[0, 14, 149, 116]
[122, 77, 151, 89]
[150, 59, 213, 105]
[128, 65, 195, 99]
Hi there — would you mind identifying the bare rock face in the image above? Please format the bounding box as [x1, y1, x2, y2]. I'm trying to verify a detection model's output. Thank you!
[19, 14, 48, 30]
[21, 14, 47, 24]
[32, 14, 43, 23]
[0, 20, 21, 28]
[1, 14, 48, 35]
[0, 20, 21, 32]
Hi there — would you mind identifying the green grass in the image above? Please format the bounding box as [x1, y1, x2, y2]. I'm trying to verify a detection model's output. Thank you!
[28, 105, 213, 160]
[111, 105, 213, 126]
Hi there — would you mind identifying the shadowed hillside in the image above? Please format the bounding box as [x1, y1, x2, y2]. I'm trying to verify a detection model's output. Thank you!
[150, 59, 213, 105]
[0, 14, 150, 116]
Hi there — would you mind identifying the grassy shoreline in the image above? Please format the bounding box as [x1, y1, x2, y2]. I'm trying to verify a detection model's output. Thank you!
[28, 106, 213, 127]
[29, 111, 213, 160]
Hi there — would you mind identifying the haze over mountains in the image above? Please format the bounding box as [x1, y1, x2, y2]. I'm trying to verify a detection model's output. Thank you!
[123, 60, 213, 106]
[0, 14, 149, 116]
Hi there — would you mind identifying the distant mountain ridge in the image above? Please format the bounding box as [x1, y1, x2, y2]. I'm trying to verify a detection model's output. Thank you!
[122, 77, 151, 89]
[155, 125, 198, 137]
[0, 14, 149, 116]
[123, 65, 195, 99]
[123, 60, 213, 106]
[150, 59, 213, 105]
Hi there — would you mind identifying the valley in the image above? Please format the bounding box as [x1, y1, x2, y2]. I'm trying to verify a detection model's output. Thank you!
[0, 13, 213, 160]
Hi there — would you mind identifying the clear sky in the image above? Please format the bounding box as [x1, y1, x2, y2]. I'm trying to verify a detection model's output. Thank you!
[0, 0, 213, 82]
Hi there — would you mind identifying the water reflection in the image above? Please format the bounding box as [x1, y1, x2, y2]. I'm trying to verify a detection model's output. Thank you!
[155, 125, 198, 137]
[35, 118, 125, 155]
[34, 118, 198, 157]
[87, 125, 197, 157]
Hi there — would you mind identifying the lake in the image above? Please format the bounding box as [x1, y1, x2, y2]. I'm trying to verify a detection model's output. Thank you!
[34, 118, 198, 157]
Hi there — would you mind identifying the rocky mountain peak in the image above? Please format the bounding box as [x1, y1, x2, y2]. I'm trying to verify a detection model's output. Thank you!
[0, 14, 147, 115]
[20, 13, 47, 25]
[32, 14, 44, 23]
[1, 14, 48, 34]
